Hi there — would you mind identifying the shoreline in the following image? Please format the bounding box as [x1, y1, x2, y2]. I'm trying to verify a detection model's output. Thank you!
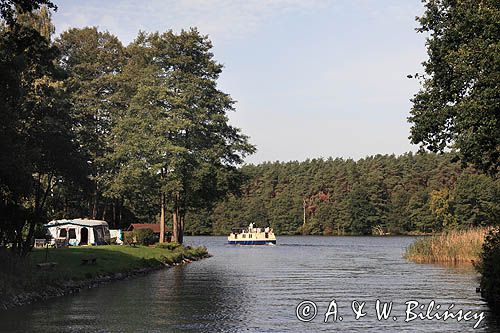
[189, 233, 434, 237]
[404, 228, 488, 264]
[0, 247, 211, 311]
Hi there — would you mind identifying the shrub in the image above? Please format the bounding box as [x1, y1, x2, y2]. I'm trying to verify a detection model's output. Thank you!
[122, 229, 157, 245]
[133, 229, 157, 245]
[155, 242, 181, 250]
[0, 248, 31, 295]
[122, 231, 134, 245]
[185, 246, 209, 260]
[476, 228, 500, 311]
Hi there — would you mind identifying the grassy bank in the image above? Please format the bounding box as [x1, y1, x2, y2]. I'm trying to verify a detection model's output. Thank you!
[0, 244, 209, 309]
[404, 228, 489, 263]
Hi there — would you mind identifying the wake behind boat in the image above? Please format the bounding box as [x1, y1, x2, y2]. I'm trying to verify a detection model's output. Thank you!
[228, 223, 276, 245]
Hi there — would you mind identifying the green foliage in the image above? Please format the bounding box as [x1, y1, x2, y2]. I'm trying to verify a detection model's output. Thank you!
[429, 188, 457, 229]
[191, 153, 499, 235]
[132, 229, 157, 246]
[122, 230, 157, 246]
[155, 242, 181, 250]
[0, 0, 56, 26]
[0, 10, 88, 255]
[476, 228, 500, 310]
[109, 28, 254, 243]
[409, 0, 500, 174]
[122, 231, 134, 245]
[16, 4, 54, 39]
[348, 185, 379, 235]
[54, 27, 126, 226]
[405, 10, 499, 305]
[453, 174, 500, 227]
[1, 8, 253, 249]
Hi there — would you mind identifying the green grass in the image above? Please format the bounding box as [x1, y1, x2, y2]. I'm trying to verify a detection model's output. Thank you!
[404, 228, 488, 264]
[1, 244, 208, 296]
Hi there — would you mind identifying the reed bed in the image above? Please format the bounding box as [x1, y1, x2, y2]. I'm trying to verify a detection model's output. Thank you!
[405, 228, 490, 264]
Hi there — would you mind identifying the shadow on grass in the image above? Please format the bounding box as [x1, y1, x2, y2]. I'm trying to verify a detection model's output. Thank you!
[1, 245, 205, 297]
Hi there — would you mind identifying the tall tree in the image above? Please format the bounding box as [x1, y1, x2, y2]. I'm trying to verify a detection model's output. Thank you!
[55, 27, 126, 222]
[0, 0, 56, 26]
[452, 174, 500, 227]
[0, 7, 87, 255]
[111, 29, 254, 244]
[16, 4, 54, 39]
[409, 0, 500, 174]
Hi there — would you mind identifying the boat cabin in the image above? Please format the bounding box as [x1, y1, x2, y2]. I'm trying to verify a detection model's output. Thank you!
[228, 223, 276, 245]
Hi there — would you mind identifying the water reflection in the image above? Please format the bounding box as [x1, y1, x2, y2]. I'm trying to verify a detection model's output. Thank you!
[0, 236, 498, 332]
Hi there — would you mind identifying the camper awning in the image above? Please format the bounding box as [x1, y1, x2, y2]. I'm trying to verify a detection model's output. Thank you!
[44, 219, 108, 228]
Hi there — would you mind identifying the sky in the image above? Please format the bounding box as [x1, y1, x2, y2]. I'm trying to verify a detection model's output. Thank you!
[52, 0, 428, 164]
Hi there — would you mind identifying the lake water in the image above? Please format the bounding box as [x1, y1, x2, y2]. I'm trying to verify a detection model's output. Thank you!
[1, 236, 499, 332]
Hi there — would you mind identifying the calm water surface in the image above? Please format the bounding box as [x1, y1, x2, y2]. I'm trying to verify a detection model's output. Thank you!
[1, 236, 499, 332]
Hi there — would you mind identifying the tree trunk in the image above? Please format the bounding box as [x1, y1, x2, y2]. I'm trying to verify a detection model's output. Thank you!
[160, 193, 165, 243]
[303, 197, 307, 226]
[171, 192, 183, 244]
[22, 217, 36, 256]
[178, 213, 185, 244]
[102, 203, 108, 221]
[119, 197, 124, 227]
[92, 186, 98, 219]
[20, 173, 53, 256]
[172, 207, 179, 243]
[112, 201, 116, 228]
[171, 210, 184, 244]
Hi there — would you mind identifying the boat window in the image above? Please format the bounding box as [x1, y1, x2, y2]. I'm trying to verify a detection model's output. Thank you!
[249, 234, 252, 238]
[68, 228, 76, 239]
[242, 234, 246, 238]
[59, 229, 67, 238]
[265, 232, 269, 238]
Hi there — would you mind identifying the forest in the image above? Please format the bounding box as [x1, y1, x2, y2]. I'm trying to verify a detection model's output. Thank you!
[187, 153, 500, 236]
[1, 0, 499, 254]
[0, 1, 254, 253]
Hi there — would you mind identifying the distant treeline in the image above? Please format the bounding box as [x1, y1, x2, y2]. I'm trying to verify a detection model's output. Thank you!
[186, 153, 500, 235]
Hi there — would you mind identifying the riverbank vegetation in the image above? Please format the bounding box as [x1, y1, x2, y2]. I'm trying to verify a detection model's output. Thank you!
[405, 0, 500, 311]
[404, 228, 489, 263]
[0, 244, 208, 309]
[475, 229, 500, 311]
[404, 227, 500, 311]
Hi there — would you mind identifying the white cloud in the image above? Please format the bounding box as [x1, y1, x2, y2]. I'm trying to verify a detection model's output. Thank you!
[51, 0, 426, 163]
[53, 0, 331, 44]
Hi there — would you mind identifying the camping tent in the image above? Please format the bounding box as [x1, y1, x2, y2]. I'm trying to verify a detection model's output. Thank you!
[45, 219, 110, 246]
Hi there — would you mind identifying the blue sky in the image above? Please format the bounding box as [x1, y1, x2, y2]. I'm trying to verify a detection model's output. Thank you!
[52, 0, 427, 164]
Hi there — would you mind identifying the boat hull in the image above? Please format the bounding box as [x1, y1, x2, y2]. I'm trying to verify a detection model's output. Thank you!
[228, 240, 276, 245]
